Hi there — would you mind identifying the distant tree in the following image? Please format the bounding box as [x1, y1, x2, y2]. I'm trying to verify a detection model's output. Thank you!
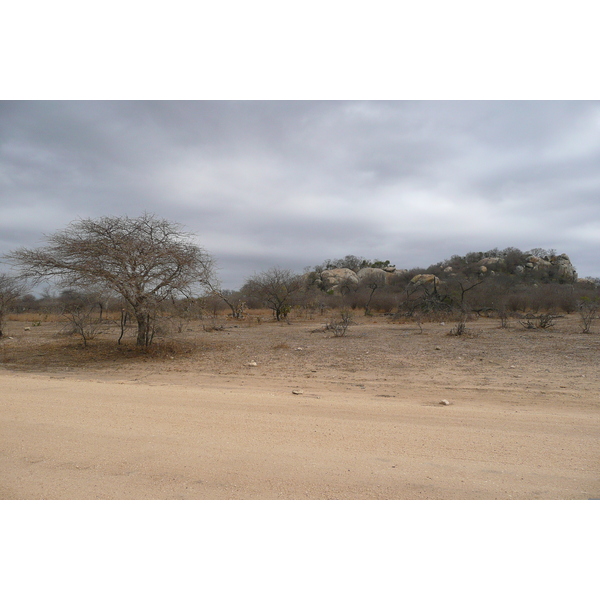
[204, 283, 246, 319]
[455, 276, 485, 306]
[16, 293, 38, 312]
[314, 255, 395, 273]
[241, 267, 302, 321]
[465, 251, 484, 264]
[315, 255, 366, 273]
[528, 248, 557, 258]
[357, 270, 386, 315]
[501, 247, 526, 273]
[369, 259, 395, 270]
[5, 214, 216, 346]
[0, 274, 26, 337]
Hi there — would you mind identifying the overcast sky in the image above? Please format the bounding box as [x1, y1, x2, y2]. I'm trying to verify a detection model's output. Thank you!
[1, 100, 599, 290]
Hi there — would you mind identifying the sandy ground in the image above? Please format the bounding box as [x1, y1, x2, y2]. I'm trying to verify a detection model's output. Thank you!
[1, 314, 598, 499]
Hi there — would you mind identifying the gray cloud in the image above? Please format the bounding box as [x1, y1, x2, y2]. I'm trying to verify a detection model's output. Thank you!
[1, 101, 599, 289]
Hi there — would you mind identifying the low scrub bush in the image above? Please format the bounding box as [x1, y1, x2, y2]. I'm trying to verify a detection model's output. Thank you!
[325, 310, 354, 337]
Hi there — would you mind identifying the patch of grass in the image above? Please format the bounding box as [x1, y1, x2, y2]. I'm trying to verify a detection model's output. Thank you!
[8, 312, 65, 323]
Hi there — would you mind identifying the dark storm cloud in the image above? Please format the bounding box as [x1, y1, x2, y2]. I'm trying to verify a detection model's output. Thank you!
[1, 101, 599, 288]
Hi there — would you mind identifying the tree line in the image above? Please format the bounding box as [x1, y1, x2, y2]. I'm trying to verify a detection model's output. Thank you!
[1, 214, 599, 345]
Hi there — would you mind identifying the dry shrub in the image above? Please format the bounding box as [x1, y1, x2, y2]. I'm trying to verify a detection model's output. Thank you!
[447, 314, 479, 337]
[448, 320, 468, 336]
[325, 310, 354, 337]
[518, 314, 557, 330]
[537, 314, 557, 329]
[202, 319, 225, 332]
[578, 301, 598, 333]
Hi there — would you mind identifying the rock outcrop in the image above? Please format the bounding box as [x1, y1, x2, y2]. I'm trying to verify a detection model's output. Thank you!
[357, 267, 388, 286]
[318, 268, 359, 292]
[313, 252, 577, 293]
[317, 266, 407, 292]
[524, 253, 577, 281]
[478, 257, 505, 268]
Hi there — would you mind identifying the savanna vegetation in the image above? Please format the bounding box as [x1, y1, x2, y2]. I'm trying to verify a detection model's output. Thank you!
[1, 216, 599, 352]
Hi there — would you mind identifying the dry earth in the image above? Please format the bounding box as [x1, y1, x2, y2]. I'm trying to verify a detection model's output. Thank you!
[1, 313, 598, 499]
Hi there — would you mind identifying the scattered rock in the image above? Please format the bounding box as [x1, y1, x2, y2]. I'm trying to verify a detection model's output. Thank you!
[410, 273, 441, 287]
[435, 346, 442, 351]
[439, 400, 451, 406]
[292, 389, 304, 395]
[245, 361, 258, 367]
[24, 327, 31, 331]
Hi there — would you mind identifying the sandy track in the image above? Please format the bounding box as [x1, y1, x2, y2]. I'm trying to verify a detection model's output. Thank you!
[2, 370, 598, 499]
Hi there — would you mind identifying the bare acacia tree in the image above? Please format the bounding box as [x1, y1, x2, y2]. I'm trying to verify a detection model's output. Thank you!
[5, 214, 216, 346]
[0, 274, 26, 338]
[242, 267, 302, 321]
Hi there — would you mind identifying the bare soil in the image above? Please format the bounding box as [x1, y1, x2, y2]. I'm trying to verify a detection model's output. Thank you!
[1, 312, 598, 499]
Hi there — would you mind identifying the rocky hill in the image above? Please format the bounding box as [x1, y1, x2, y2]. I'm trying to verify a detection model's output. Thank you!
[311, 249, 578, 293]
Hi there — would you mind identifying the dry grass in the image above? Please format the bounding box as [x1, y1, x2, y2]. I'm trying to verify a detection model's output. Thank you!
[2, 311, 598, 380]
[10, 310, 127, 322]
[0, 319, 229, 371]
[0, 327, 224, 372]
[8, 312, 66, 323]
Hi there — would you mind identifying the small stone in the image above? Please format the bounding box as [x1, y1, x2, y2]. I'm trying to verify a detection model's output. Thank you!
[292, 389, 304, 395]
[439, 400, 451, 406]
[24, 327, 31, 331]
[435, 346, 441, 351]
[245, 361, 258, 367]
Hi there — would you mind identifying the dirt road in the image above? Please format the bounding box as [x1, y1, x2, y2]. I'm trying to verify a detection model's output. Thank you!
[2, 367, 598, 499]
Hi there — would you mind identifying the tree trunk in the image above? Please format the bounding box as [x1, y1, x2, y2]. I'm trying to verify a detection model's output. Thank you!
[118, 309, 128, 345]
[135, 311, 151, 346]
